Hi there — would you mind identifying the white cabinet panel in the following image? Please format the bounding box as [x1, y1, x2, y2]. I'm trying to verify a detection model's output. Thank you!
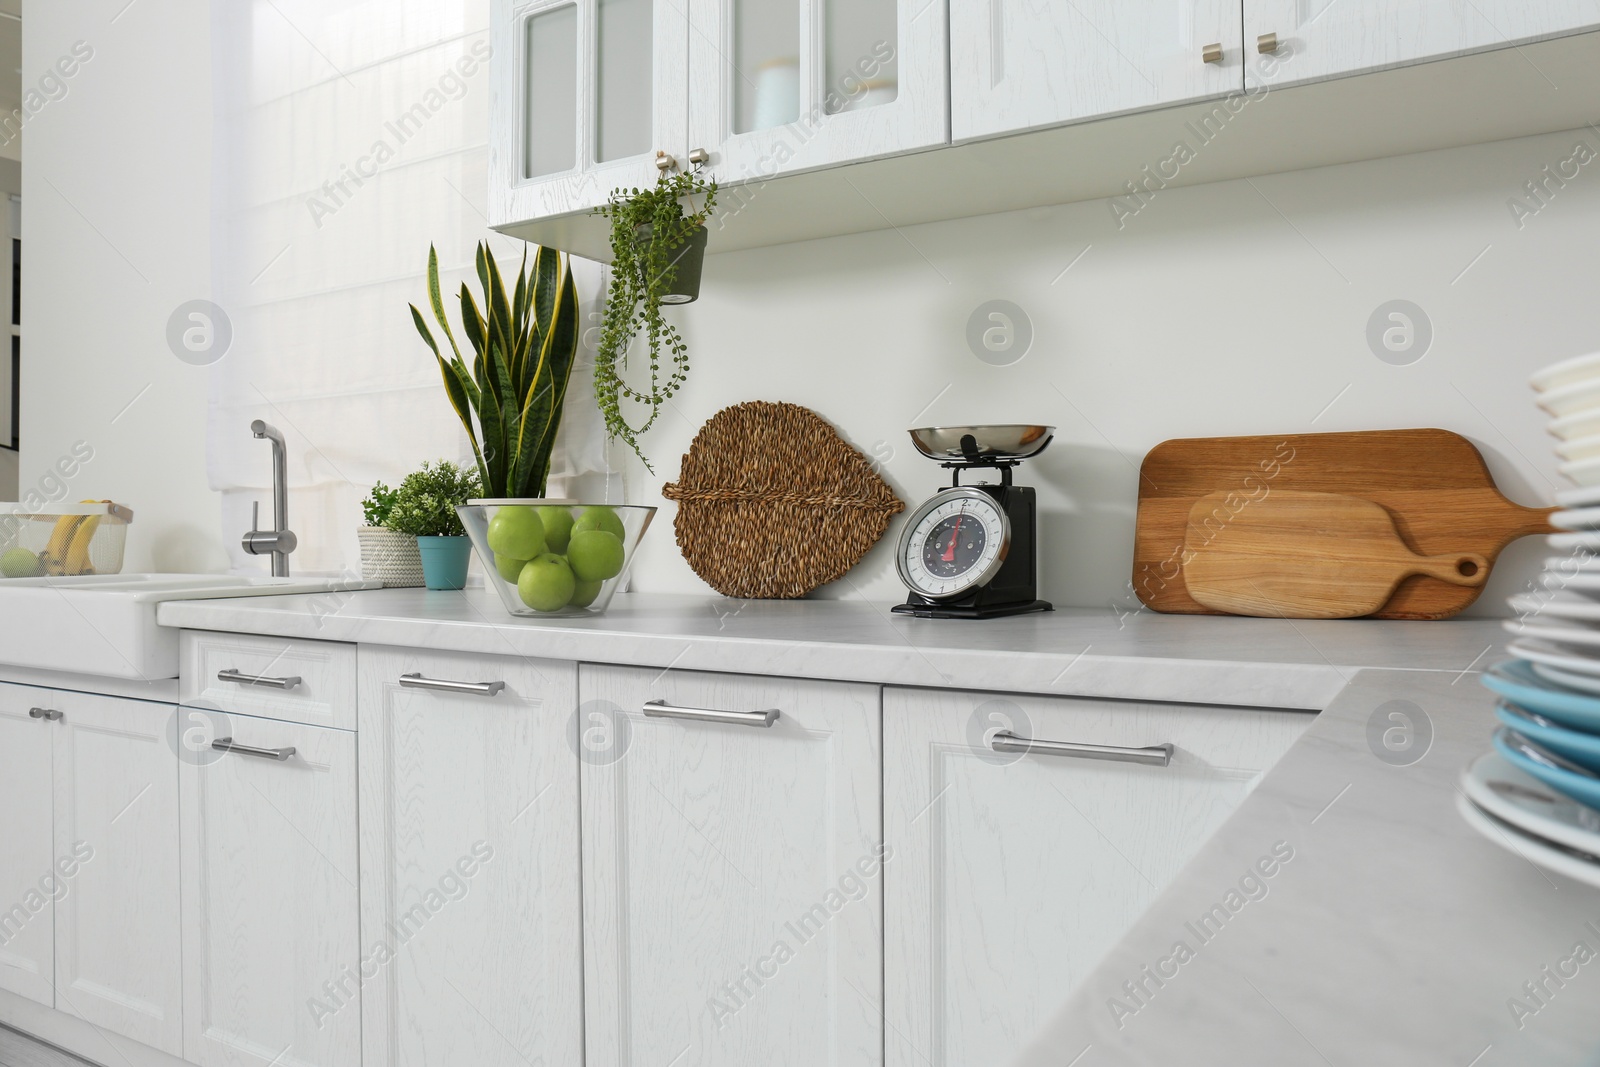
[0, 684, 58, 1008]
[358, 647, 583, 1067]
[688, 0, 947, 186]
[180, 631, 358, 731]
[580, 665, 883, 1067]
[491, 0, 690, 227]
[1246, 0, 1600, 88]
[884, 687, 1310, 1067]
[181, 715, 359, 1067]
[52, 692, 182, 1056]
[950, 0, 1243, 141]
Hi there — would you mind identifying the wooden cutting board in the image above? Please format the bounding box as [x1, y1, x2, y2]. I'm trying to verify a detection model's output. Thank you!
[1134, 429, 1556, 620]
[1183, 491, 1490, 618]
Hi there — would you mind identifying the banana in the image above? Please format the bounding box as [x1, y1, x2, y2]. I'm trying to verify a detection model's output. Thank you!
[42, 515, 87, 576]
[64, 515, 102, 576]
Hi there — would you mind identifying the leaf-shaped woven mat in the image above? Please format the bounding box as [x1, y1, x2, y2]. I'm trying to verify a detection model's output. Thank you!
[662, 401, 905, 598]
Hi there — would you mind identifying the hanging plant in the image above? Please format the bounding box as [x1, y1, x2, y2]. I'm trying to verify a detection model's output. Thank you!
[592, 167, 718, 471]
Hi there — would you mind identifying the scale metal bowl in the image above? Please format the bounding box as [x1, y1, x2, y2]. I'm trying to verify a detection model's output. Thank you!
[908, 425, 1055, 462]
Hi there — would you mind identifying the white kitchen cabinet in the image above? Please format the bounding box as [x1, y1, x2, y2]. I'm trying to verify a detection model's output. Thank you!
[883, 687, 1310, 1067]
[52, 691, 183, 1057]
[950, 0, 1244, 142]
[180, 712, 359, 1067]
[491, 0, 690, 229]
[0, 685, 59, 1008]
[579, 665, 883, 1067]
[1245, 0, 1600, 89]
[686, 0, 947, 184]
[357, 647, 583, 1067]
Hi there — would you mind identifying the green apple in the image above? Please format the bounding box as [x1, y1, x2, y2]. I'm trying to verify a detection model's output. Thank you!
[495, 553, 529, 583]
[517, 553, 576, 612]
[0, 547, 44, 579]
[488, 506, 545, 560]
[567, 529, 625, 582]
[569, 578, 603, 608]
[536, 506, 576, 553]
[572, 505, 625, 541]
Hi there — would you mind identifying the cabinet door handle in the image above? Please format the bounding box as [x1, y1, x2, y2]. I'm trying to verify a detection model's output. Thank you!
[212, 737, 296, 761]
[218, 668, 303, 691]
[1201, 42, 1223, 64]
[643, 699, 779, 728]
[1257, 31, 1279, 54]
[399, 673, 507, 697]
[990, 730, 1173, 767]
[28, 707, 63, 722]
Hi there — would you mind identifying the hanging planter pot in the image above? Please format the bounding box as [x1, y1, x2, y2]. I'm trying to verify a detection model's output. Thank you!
[635, 222, 708, 304]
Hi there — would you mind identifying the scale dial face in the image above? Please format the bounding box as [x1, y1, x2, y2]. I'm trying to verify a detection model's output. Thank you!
[896, 487, 1011, 600]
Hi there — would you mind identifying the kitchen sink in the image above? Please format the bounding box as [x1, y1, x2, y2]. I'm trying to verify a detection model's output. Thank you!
[0, 574, 377, 680]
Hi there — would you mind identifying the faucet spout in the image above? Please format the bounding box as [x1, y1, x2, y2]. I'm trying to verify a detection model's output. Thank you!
[242, 420, 296, 577]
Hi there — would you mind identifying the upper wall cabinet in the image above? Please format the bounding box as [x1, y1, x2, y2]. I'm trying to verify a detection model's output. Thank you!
[686, 0, 948, 183]
[949, 0, 1244, 141]
[490, 0, 689, 226]
[1244, 0, 1600, 89]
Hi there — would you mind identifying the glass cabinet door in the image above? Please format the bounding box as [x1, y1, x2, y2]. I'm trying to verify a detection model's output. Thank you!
[491, 0, 688, 227]
[686, 0, 946, 190]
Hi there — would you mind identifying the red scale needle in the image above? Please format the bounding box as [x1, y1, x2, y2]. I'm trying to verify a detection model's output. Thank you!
[942, 509, 964, 563]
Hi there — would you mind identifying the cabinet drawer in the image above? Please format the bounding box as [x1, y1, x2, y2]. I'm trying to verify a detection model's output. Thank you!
[884, 687, 1312, 1067]
[181, 630, 357, 731]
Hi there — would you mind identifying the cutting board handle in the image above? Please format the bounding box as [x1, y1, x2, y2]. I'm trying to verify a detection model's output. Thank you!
[1412, 551, 1490, 587]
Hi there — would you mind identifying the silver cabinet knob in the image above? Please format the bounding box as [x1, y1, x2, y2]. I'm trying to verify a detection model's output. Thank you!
[1201, 42, 1223, 64]
[655, 150, 675, 172]
[687, 147, 710, 166]
[28, 707, 63, 722]
[1257, 31, 1279, 54]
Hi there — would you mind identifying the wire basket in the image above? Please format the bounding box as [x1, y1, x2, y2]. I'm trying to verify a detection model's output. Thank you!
[0, 502, 135, 579]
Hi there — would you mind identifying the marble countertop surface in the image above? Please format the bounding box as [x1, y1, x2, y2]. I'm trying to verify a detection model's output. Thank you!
[1017, 667, 1600, 1067]
[157, 588, 1507, 709]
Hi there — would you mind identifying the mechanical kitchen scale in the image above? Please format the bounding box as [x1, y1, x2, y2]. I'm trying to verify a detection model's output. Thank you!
[892, 425, 1054, 620]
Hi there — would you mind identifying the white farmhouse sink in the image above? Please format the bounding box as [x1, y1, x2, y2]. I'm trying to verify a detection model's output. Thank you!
[0, 574, 377, 680]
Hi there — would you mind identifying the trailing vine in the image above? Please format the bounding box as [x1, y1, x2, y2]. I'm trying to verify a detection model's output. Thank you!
[593, 167, 717, 471]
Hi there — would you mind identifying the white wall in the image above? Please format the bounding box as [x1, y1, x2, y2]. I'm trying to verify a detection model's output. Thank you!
[619, 128, 1595, 616]
[21, 0, 226, 573]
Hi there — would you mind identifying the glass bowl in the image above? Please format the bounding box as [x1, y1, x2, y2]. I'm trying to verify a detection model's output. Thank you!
[458, 500, 655, 618]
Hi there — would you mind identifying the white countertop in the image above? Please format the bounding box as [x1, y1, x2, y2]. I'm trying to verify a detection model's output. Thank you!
[156, 588, 1507, 709]
[1018, 667, 1600, 1067]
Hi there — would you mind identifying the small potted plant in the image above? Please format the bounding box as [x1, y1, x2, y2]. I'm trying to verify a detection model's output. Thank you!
[356, 481, 425, 588]
[383, 460, 482, 590]
[592, 166, 718, 469]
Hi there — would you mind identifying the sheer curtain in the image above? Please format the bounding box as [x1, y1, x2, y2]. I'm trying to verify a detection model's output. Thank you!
[209, 0, 608, 576]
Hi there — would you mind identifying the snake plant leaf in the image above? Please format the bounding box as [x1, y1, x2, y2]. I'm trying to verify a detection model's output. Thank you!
[413, 304, 489, 485]
[532, 263, 580, 459]
[511, 248, 530, 388]
[424, 245, 466, 367]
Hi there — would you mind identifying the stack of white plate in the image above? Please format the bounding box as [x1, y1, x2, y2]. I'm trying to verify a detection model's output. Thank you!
[1536, 351, 1600, 486]
[1457, 354, 1600, 885]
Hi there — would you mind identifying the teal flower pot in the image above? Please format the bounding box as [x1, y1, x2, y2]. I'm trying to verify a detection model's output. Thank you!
[416, 536, 472, 590]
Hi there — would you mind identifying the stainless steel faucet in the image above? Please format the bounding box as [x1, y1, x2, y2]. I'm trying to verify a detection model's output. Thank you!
[242, 420, 298, 577]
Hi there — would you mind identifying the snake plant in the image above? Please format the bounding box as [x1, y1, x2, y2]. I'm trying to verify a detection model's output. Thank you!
[410, 242, 580, 499]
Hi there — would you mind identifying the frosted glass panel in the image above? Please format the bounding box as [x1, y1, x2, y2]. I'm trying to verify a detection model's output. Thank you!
[825, 0, 897, 114]
[733, 0, 800, 134]
[524, 5, 578, 178]
[596, 0, 653, 162]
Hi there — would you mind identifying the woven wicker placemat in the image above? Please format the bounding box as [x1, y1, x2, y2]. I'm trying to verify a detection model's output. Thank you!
[662, 401, 904, 598]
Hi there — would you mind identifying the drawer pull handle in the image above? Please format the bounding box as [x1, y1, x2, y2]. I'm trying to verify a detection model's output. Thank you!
[218, 668, 303, 691]
[28, 707, 63, 722]
[399, 673, 507, 697]
[212, 737, 296, 762]
[643, 699, 779, 728]
[990, 731, 1173, 767]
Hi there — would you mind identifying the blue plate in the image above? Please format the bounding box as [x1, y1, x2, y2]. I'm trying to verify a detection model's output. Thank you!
[1493, 729, 1600, 811]
[1495, 703, 1600, 773]
[1481, 660, 1600, 733]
